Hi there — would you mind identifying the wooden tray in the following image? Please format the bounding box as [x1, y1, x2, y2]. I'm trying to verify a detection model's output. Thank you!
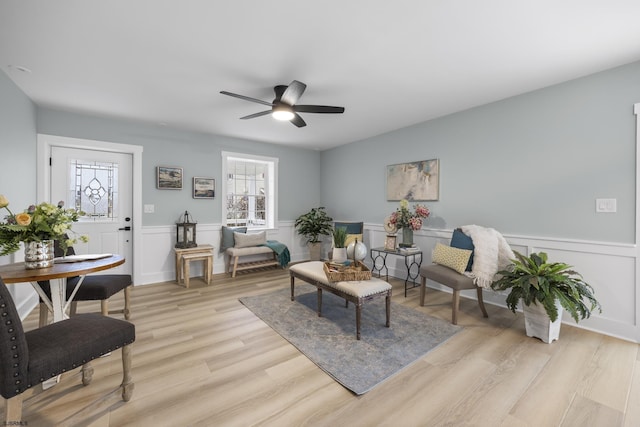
[323, 261, 371, 282]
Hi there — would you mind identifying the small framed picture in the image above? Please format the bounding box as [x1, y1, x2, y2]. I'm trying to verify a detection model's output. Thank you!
[156, 166, 183, 190]
[193, 177, 215, 199]
[384, 235, 397, 251]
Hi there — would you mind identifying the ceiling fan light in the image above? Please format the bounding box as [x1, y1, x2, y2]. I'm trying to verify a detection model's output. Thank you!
[272, 108, 294, 121]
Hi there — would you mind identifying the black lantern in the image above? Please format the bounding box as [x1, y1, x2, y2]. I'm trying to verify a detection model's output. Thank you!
[175, 210, 197, 248]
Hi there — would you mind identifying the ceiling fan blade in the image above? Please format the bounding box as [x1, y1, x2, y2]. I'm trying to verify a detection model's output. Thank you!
[290, 113, 306, 128]
[293, 105, 345, 114]
[280, 80, 307, 105]
[240, 110, 272, 120]
[220, 91, 273, 107]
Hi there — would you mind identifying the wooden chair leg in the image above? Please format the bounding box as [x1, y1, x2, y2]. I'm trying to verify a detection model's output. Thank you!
[452, 290, 461, 325]
[81, 362, 94, 386]
[39, 302, 49, 327]
[121, 344, 134, 402]
[5, 395, 23, 425]
[101, 300, 109, 316]
[123, 285, 131, 320]
[420, 276, 427, 306]
[476, 287, 489, 318]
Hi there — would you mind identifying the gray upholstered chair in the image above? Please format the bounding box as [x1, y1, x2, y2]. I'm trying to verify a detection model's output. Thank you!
[38, 239, 132, 326]
[0, 277, 135, 424]
[419, 228, 488, 325]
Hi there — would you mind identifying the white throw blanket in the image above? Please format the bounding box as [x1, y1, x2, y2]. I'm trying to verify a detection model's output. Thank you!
[460, 225, 515, 288]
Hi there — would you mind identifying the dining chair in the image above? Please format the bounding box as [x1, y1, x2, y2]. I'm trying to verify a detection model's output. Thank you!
[38, 238, 132, 326]
[0, 277, 135, 424]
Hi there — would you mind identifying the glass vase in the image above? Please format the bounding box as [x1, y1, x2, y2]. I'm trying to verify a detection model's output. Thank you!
[401, 228, 414, 247]
[24, 240, 55, 269]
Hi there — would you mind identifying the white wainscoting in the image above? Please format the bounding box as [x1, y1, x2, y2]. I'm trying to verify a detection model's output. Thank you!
[362, 224, 639, 343]
[139, 222, 638, 343]
[140, 221, 310, 285]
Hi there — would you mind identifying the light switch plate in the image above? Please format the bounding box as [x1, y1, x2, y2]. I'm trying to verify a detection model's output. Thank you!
[596, 198, 616, 213]
[144, 204, 155, 213]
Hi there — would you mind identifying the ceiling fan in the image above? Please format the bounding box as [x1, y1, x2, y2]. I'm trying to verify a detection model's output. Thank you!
[220, 80, 345, 128]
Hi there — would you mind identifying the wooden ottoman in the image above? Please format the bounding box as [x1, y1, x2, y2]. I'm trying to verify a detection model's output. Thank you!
[289, 261, 392, 340]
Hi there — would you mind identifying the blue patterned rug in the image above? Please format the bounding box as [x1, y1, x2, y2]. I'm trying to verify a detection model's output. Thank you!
[239, 283, 462, 395]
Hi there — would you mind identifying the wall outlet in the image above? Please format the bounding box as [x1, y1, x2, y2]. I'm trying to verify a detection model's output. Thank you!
[144, 204, 155, 213]
[595, 198, 616, 213]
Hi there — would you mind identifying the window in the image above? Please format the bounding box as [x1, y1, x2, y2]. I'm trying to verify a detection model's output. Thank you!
[66, 159, 119, 222]
[221, 152, 277, 229]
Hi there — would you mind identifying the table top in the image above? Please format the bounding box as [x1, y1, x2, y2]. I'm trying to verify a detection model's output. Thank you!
[371, 247, 422, 256]
[174, 244, 214, 254]
[0, 254, 125, 284]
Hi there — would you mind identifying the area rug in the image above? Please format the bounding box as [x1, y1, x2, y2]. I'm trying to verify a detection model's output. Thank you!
[239, 284, 462, 395]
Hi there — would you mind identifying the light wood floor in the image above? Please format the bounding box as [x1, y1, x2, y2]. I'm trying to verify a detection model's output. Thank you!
[7, 267, 640, 427]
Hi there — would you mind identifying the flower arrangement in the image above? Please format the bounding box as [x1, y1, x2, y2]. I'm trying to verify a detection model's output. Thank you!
[0, 194, 87, 256]
[389, 199, 430, 231]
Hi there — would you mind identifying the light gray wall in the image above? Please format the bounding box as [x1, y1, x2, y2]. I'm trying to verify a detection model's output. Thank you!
[35, 108, 322, 226]
[321, 60, 640, 244]
[0, 70, 37, 209]
[0, 70, 37, 306]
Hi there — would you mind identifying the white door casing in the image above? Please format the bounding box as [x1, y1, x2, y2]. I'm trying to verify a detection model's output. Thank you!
[37, 134, 143, 285]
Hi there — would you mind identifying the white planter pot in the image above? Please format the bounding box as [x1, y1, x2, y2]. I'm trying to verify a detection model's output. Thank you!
[332, 248, 347, 263]
[523, 301, 563, 344]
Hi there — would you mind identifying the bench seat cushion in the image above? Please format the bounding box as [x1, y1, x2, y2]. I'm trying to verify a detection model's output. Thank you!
[226, 246, 273, 256]
[290, 261, 391, 298]
[420, 263, 476, 291]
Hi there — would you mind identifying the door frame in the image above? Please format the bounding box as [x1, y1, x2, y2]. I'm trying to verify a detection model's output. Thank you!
[37, 134, 143, 285]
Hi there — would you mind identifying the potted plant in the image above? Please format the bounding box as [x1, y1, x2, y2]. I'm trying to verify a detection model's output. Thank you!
[491, 251, 601, 343]
[294, 207, 333, 261]
[331, 226, 348, 263]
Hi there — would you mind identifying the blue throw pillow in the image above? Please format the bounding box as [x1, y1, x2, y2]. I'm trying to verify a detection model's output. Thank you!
[221, 226, 247, 252]
[450, 228, 474, 271]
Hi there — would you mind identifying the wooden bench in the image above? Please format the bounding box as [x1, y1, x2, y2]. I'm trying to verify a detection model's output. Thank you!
[289, 261, 392, 340]
[226, 246, 279, 277]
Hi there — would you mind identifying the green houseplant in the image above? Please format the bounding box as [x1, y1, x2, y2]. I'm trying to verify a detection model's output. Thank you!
[331, 226, 348, 262]
[491, 251, 601, 342]
[294, 207, 333, 261]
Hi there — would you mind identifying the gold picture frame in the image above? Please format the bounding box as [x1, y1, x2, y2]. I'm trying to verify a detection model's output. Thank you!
[384, 235, 397, 251]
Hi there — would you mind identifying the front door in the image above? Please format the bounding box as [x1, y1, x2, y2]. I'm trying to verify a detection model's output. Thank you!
[50, 146, 133, 275]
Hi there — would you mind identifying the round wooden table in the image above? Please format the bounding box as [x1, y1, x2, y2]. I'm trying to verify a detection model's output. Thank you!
[0, 254, 125, 322]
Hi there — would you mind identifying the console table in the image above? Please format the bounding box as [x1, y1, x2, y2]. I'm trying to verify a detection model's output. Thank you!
[370, 247, 422, 297]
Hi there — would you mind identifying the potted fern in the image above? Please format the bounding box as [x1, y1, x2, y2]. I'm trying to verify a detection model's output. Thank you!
[331, 226, 348, 263]
[294, 207, 333, 261]
[491, 251, 601, 343]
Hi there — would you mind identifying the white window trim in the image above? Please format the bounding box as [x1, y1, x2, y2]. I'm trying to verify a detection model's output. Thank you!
[221, 151, 278, 230]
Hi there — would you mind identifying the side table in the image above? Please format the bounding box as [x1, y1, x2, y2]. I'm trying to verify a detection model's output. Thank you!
[370, 247, 422, 297]
[174, 244, 214, 287]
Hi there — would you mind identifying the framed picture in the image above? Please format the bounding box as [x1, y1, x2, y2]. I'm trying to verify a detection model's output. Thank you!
[386, 159, 439, 201]
[193, 177, 215, 199]
[384, 235, 397, 251]
[156, 166, 183, 190]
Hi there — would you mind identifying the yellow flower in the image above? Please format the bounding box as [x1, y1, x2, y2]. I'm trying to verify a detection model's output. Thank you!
[400, 199, 409, 209]
[0, 194, 8, 209]
[15, 212, 32, 226]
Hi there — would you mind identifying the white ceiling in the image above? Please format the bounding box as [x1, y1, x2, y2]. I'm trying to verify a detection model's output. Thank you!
[2, 1, 640, 151]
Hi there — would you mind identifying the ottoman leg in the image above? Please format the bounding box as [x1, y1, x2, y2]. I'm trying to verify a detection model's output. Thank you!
[356, 302, 362, 340]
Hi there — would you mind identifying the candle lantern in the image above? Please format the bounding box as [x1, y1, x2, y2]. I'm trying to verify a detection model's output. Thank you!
[175, 210, 197, 248]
